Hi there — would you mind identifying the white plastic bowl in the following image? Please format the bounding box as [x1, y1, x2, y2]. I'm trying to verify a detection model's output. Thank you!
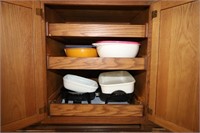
[98, 71, 135, 94]
[63, 74, 98, 93]
[92, 41, 140, 57]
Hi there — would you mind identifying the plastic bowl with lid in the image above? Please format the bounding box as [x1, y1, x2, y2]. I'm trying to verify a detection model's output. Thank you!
[64, 45, 98, 57]
[92, 41, 140, 57]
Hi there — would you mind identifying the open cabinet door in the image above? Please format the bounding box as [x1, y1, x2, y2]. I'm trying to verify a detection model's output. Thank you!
[1, 1, 46, 131]
[148, 1, 199, 132]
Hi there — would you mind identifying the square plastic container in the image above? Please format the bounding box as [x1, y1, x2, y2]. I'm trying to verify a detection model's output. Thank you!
[98, 71, 135, 94]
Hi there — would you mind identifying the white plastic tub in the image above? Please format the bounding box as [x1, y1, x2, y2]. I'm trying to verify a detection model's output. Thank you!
[63, 74, 98, 93]
[98, 71, 135, 94]
[92, 41, 140, 57]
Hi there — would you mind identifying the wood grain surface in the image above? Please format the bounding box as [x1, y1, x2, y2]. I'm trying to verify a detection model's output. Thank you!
[48, 23, 147, 37]
[47, 57, 146, 70]
[42, 116, 145, 124]
[1, 0, 33, 8]
[1, 2, 36, 125]
[148, 1, 161, 116]
[42, 0, 153, 6]
[161, 0, 195, 10]
[1, 1, 46, 131]
[156, 1, 199, 131]
[50, 104, 143, 117]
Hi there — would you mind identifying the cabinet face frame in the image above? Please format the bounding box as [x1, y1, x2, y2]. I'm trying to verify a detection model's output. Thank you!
[43, 0, 149, 124]
[1, 1, 46, 131]
[148, 1, 199, 132]
[1, 0, 198, 132]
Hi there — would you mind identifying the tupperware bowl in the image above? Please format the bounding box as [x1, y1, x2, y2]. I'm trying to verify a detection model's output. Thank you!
[92, 41, 140, 57]
[63, 74, 98, 93]
[98, 71, 135, 94]
[64, 45, 98, 57]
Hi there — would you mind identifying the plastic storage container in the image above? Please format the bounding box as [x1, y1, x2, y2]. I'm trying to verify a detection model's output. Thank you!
[64, 45, 98, 57]
[98, 71, 135, 94]
[63, 74, 98, 93]
[92, 41, 140, 57]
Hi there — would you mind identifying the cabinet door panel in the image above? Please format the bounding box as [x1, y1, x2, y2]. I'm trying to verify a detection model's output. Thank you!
[1, 1, 45, 131]
[149, 1, 199, 132]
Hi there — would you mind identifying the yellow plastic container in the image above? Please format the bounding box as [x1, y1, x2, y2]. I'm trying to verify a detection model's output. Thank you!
[64, 47, 98, 57]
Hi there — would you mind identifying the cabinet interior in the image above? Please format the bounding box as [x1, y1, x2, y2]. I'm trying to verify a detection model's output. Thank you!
[45, 4, 149, 117]
[45, 5, 149, 24]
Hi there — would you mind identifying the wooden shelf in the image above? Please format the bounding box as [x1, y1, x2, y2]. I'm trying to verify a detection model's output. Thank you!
[47, 57, 146, 70]
[47, 23, 147, 38]
[50, 104, 143, 117]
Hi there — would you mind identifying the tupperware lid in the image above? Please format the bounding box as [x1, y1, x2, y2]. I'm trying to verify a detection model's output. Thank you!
[65, 45, 95, 48]
[93, 41, 141, 46]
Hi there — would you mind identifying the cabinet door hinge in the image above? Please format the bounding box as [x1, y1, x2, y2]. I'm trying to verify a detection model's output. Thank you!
[36, 8, 43, 17]
[152, 10, 157, 19]
[147, 107, 153, 115]
[39, 105, 47, 114]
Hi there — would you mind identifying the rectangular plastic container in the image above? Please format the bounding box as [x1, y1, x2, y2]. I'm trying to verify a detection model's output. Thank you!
[98, 71, 135, 94]
[63, 74, 98, 93]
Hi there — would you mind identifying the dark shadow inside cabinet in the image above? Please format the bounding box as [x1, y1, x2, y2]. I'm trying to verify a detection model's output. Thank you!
[45, 4, 149, 119]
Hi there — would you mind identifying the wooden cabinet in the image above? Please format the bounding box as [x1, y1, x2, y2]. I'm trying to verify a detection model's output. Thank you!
[1, 0, 199, 132]
[44, 1, 148, 125]
[0, 1, 46, 131]
[148, 1, 199, 132]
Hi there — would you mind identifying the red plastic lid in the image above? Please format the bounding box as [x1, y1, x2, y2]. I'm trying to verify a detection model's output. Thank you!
[96, 40, 141, 45]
